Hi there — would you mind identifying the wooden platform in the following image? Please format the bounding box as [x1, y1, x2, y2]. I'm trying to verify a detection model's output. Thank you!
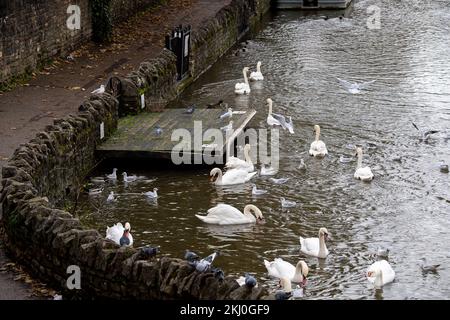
[97, 108, 257, 160]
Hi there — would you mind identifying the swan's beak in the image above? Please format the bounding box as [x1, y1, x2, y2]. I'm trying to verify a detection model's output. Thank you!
[325, 232, 331, 241]
[367, 271, 373, 277]
[301, 278, 308, 288]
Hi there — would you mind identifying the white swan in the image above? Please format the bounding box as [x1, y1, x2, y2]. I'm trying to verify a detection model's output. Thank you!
[249, 61, 264, 81]
[309, 125, 328, 157]
[260, 164, 278, 176]
[367, 260, 395, 288]
[266, 98, 281, 127]
[106, 222, 133, 246]
[235, 67, 251, 94]
[195, 204, 264, 225]
[299, 227, 330, 258]
[264, 258, 308, 285]
[210, 167, 256, 186]
[278, 277, 304, 299]
[225, 144, 254, 172]
[354, 147, 374, 181]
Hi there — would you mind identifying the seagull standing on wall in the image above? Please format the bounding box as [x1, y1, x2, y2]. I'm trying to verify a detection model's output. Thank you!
[92, 85, 105, 94]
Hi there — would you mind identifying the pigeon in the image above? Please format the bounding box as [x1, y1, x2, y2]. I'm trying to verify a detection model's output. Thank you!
[281, 197, 296, 208]
[92, 85, 105, 94]
[154, 126, 163, 136]
[411, 122, 440, 142]
[184, 104, 196, 114]
[419, 258, 440, 273]
[252, 184, 267, 196]
[139, 246, 161, 258]
[195, 251, 220, 272]
[211, 267, 225, 281]
[184, 249, 200, 263]
[337, 78, 376, 94]
[275, 290, 292, 300]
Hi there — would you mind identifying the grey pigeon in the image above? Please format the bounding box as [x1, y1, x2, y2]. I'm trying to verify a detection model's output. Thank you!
[275, 290, 292, 300]
[184, 104, 196, 114]
[195, 251, 220, 272]
[184, 249, 200, 263]
[211, 267, 225, 281]
[244, 273, 257, 288]
[140, 246, 160, 258]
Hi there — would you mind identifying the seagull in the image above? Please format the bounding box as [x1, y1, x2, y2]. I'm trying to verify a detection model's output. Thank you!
[92, 85, 105, 94]
[419, 258, 440, 273]
[107, 191, 116, 202]
[220, 107, 233, 119]
[270, 177, 290, 184]
[412, 122, 440, 142]
[337, 78, 376, 94]
[122, 172, 138, 183]
[184, 104, 196, 114]
[281, 197, 296, 208]
[144, 187, 158, 199]
[154, 126, 163, 136]
[107, 168, 118, 180]
[298, 159, 306, 170]
[252, 184, 268, 196]
[221, 121, 233, 132]
[285, 116, 294, 134]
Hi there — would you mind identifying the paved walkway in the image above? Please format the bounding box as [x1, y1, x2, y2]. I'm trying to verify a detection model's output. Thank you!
[0, 0, 230, 299]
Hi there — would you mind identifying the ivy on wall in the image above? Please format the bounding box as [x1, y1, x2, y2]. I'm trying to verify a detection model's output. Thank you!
[90, 0, 112, 43]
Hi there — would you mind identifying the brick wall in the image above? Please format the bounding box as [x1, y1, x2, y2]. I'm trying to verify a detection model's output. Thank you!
[0, 0, 161, 84]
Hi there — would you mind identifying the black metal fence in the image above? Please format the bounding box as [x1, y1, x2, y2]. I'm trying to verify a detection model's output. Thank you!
[165, 25, 191, 81]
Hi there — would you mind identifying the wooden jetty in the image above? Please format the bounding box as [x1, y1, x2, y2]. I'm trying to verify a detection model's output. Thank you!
[97, 108, 257, 161]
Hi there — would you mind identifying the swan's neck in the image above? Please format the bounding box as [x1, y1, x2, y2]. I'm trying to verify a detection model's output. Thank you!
[357, 152, 363, 169]
[268, 101, 273, 116]
[318, 235, 327, 257]
[257, 63, 261, 73]
[315, 128, 320, 142]
[243, 69, 249, 85]
[244, 147, 252, 164]
[293, 266, 305, 283]
[153, 189, 158, 197]
[215, 170, 223, 184]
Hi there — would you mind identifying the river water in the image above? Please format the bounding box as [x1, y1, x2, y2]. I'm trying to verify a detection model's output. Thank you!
[78, 0, 450, 299]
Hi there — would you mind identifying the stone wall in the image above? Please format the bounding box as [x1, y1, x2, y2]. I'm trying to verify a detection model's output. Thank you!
[1, 0, 273, 299]
[0, 0, 162, 84]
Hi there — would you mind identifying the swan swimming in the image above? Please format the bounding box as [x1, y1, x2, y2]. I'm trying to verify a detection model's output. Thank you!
[210, 167, 257, 186]
[367, 260, 395, 288]
[309, 125, 328, 157]
[299, 227, 330, 258]
[195, 204, 264, 225]
[144, 187, 158, 199]
[264, 258, 308, 286]
[354, 147, 374, 181]
[106, 222, 133, 246]
[235, 67, 251, 94]
[249, 61, 264, 81]
[276, 277, 303, 300]
[225, 144, 254, 172]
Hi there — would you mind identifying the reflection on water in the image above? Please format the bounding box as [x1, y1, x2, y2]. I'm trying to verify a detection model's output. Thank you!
[78, 0, 450, 299]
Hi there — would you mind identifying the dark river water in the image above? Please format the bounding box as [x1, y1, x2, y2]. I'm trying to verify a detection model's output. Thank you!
[78, 0, 450, 299]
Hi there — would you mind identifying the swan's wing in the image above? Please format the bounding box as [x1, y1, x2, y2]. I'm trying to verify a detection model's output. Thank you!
[245, 171, 257, 182]
[271, 259, 295, 279]
[271, 113, 288, 130]
[267, 115, 281, 126]
[301, 237, 320, 253]
[106, 223, 124, 244]
[264, 259, 282, 278]
[225, 156, 247, 169]
[236, 276, 246, 286]
[380, 260, 396, 283]
[206, 204, 244, 220]
[235, 83, 244, 90]
[222, 168, 248, 184]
